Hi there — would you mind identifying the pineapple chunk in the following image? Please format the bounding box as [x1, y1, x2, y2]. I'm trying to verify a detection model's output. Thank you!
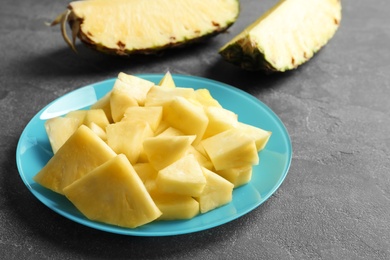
[156, 154, 206, 197]
[144, 85, 195, 108]
[83, 109, 110, 129]
[201, 128, 259, 170]
[196, 167, 234, 213]
[143, 135, 196, 171]
[88, 122, 107, 141]
[152, 193, 199, 220]
[203, 106, 238, 139]
[194, 88, 222, 108]
[65, 110, 87, 126]
[216, 165, 253, 188]
[236, 122, 272, 151]
[117, 72, 155, 105]
[44, 116, 80, 154]
[90, 91, 113, 123]
[121, 106, 163, 132]
[110, 80, 139, 122]
[164, 96, 209, 145]
[158, 71, 176, 88]
[33, 125, 116, 194]
[133, 162, 158, 193]
[106, 120, 153, 164]
[63, 154, 162, 228]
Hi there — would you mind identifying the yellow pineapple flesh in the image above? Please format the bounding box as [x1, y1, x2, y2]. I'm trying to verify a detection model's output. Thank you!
[33, 125, 116, 194]
[63, 154, 162, 228]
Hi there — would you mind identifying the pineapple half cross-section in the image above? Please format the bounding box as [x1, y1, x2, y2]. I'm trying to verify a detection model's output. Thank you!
[219, 0, 342, 72]
[51, 0, 240, 55]
[63, 154, 162, 228]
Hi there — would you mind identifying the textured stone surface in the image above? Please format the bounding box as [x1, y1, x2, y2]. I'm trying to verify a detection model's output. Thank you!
[1, 0, 390, 259]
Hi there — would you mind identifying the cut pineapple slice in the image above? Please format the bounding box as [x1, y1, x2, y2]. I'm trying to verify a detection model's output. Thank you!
[65, 110, 87, 126]
[236, 122, 271, 151]
[44, 116, 80, 154]
[33, 125, 116, 194]
[219, 0, 342, 72]
[156, 154, 206, 197]
[144, 85, 195, 108]
[121, 106, 163, 132]
[117, 72, 155, 105]
[152, 193, 199, 220]
[53, 0, 239, 55]
[196, 167, 234, 213]
[90, 91, 113, 123]
[143, 135, 196, 171]
[88, 122, 107, 141]
[63, 154, 162, 228]
[216, 165, 253, 188]
[194, 89, 222, 108]
[201, 128, 259, 170]
[83, 109, 110, 129]
[106, 120, 153, 164]
[158, 71, 176, 89]
[164, 96, 209, 145]
[110, 80, 139, 122]
[203, 106, 238, 139]
[133, 162, 158, 193]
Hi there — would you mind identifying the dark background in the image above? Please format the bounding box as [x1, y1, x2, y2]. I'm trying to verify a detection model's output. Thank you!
[1, 0, 389, 259]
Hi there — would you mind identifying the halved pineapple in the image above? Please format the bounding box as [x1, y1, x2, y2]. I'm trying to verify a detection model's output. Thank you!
[51, 0, 240, 55]
[33, 125, 116, 194]
[156, 154, 206, 197]
[44, 116, 80, 154]
[219, 0, 342, 72]
[63, 154, 162, 228]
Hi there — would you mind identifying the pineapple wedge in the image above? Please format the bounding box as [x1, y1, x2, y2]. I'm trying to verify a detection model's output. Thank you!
[219, 0, 342, 72]
[158, 71, 176, 89]
[110, 79, 139, 122]
[216, 165, 253, 188]
[196, 167, 234, 213]
[44, 116, 80, 154]
[90, 91, 113, 123]
[201, 128, 259, 171]
[156, 154, 206, 197]
[121, 106, 163, 132]
[63, 154, 162, 228]
[106, 120, 153, 164]
[117, 73, 155, 106]
[51, 0, 239, 55]
[143, 135, 196, 171]
[203, 106, 238, 139]
[152, 193, 199, 220]
[164, 96, 209, 145]
[34, 125, 116, 194]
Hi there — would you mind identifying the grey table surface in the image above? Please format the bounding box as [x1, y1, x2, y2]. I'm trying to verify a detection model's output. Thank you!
[1, 0, 389, 259]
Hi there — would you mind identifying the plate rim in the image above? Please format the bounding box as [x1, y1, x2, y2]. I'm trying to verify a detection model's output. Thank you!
[16, 74, 292, 236]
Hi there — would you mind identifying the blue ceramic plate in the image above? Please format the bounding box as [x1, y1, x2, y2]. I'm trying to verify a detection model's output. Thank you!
[16, 74, 292, 236]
